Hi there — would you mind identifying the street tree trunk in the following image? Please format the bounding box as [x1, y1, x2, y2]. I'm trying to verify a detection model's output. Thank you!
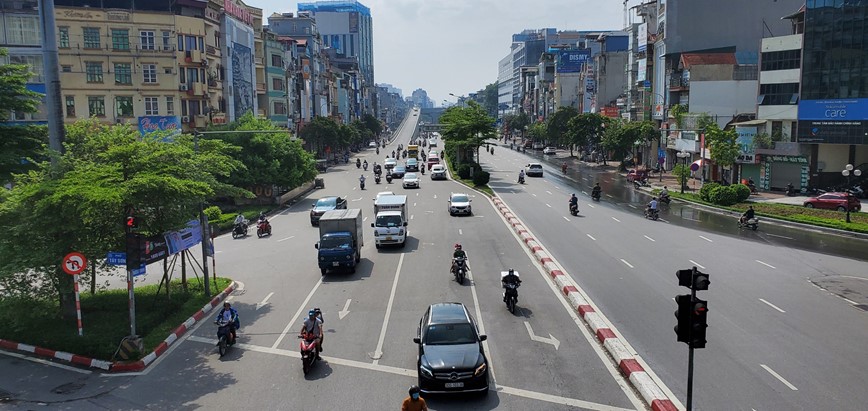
[56, 268, 76, 319]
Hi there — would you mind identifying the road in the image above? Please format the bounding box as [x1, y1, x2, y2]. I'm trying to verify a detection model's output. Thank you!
[486, 144, 868, 410]
[0, 112, 648, 410]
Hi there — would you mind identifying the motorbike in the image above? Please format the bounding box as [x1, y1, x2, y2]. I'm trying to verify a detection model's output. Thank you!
[356, 159, 361, 169]
[360, 179, 366, 190]
[385, 174, 393, 184]
[215, 319, 234, 357]
[376, 147, 380, 155]
[374, 174, 381, 184]
[562, 164, 568, 174]
[503, 281, 520, 314]
[633, 179, 650, 189]
[518, 174, 525, 184]
[256, 220, 272, 238]
[452, 257, 467, 284]
[659, 194, 671, 204]
[644, 207, 659, 221]
[232, 222, 248, 239]
[592, 191, 601, 201]
[786, 184, 796, 196]
[738, 217, 759, 231]
[363, 162, 368, 171]
[569, 202, 579, 216]
[298, 332, 319, 375]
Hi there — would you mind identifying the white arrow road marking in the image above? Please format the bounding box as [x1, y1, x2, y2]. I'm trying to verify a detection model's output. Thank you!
[689, 260, 706, 269]
[620, 259, 634, 268]
[644, 235, 655, 242]
[563, 216, 570, 221]
[587, 234, 596, 241]
[699, 235, 713, 242]
[371, 253, 405, 363]
[546, 190, 553, 195]
[524, 321, 560, 350]
[612, 217, 621, 222]
[256, 292, 274, 310]
[277, 236, 295, 242]
[338, 299, 352, 319]
[759, 298, 786, 313]
[760, 364, 798, 390]
[546, 203, 552, 208]
[756, 260, 776, 269]
[351, 197, 362, 202]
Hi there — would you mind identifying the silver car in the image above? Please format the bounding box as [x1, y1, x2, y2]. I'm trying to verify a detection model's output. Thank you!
[430, 164, 447, 180]
[448, 193, 472, 216]
[403, 173, 421, 189]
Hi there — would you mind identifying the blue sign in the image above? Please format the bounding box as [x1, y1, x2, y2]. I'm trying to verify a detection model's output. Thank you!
[132, 265, 147, 277]
[798, 98, 868, 121]
[644, 80, 651, 88]
[107, 251, 126, 265]
[138, 116, 182, 137]
[557, 49, 591, 73]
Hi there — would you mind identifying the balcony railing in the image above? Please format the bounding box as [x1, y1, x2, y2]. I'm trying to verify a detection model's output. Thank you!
[256, 83, 266, 93]
[206, 45, 218, 56]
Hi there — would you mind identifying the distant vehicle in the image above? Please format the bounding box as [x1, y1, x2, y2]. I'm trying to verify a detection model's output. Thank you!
[406, 158, 419, 172]
[448, 192, 472, 216]
[391, 165, 407, 178]
[310, 196, 347, 226]
[525, 163, 544, 177]
[384, 158, 397, 170]
[402, 173, 421, 189]
[523, 141, 533, 149]
[626, 169, 649, 183]
[408, 144, 419, 159]
[315, 209, 363, 275]
[368, 141, 377, 148]
[532, 142, 544, 150]
[430, 164, 447, 180]
[428, 138, 437, 147]
[543, 147, 557, 155]
[803, 192, 861, 212]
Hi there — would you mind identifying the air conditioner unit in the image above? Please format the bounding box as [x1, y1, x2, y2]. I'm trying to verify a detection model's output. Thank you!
[203, 59, 209, 67]
[181, 116, 190, 123]
[179, 84, 188, 91]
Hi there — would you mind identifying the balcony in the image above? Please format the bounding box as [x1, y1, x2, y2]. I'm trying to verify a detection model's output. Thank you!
[206, 45, 218, 56]
[183, 50, 204, 64]
[256, 83, 266, 93]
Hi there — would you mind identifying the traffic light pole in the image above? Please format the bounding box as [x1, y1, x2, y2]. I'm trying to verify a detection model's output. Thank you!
[686, 284, 697, 411]
[125, 225, 137, 337]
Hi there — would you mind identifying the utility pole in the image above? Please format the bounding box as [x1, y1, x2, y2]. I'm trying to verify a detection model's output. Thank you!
[39, 0, 65, 155]
[193, 132, 212, 297]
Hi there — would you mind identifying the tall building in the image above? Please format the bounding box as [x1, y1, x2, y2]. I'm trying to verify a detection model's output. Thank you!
[268, 11, 327, 121]
[0, 0, 46, 125]
[411, 88, 432, 108]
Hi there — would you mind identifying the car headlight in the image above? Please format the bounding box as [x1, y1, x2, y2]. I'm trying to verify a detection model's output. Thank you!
[319, 256, 325, 261]
[399, 229, 404, 236]
[420, 364, 434, 378]
[474, 362, 487, 377]
[346, 254, 352, 260]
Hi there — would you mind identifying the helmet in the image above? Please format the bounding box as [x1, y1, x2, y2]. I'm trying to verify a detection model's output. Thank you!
[652, 197, 657, 200]
[508, 268, 514, 275]
[308, 309, 316, 317]
[409, 385, 421, 395]
[454, 243, 461, 249]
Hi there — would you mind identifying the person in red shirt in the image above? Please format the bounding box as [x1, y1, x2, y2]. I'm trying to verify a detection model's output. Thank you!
[401, 385, 427, 411]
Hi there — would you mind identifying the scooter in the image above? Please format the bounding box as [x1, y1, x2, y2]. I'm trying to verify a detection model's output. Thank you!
[360, 180, 366, 190]
[376, 147, 379, 155]
[592, 191, 601, 201]
[363, 162, 368, 171]
[374, 174, 381, 184]
[452, 257, 467, 285]
[232, 222, 248, 239]
[356, 159, 361, 169]
[569, 202, 579, 216]
[504, 281, 520, 314]
[256, 220, 272, 238]
[659, 194, 671, 204]
[215, 319, 234, 357]
[385, 174, 393, 184]
[644, 207, 659, 221]
[738, 217, 759, 231]
[518, 175, 525, 184]
[298, 332, 319, 375]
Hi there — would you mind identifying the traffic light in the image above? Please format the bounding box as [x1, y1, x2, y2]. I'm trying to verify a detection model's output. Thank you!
[692, 271, 710, 291]
[677, 267, 710, 290]
[675, 266, 710, 349]
[691, 298, 708, 348]
[126, 216, 139, 229]
[125, 233, 144, 268]
[674, 294, 693, 343]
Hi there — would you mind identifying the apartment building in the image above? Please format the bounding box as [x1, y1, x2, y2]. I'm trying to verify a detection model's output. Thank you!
[0, 0, 46, 125]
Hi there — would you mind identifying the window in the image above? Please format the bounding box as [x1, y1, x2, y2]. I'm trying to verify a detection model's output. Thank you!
[761, 50, 801, 71]
[61, 65, 72, 72]
[140, 30, 155, 50]
[6, 15, 40, 45]
[10, 55, 43, 83]
[85, 62, 103, 83]
[142, 64, 157, 83]
[114, 63, 132, 85]
[115, 96, 133, 117]
[166, 96, 175, 115]
[65, 96, 75, 117]
[350, 34, 354, 56]
[273, 102, 286, 115]
[162, 31, 172, 50]
[144, 97, 159, 115]
[272, 77, 285, 91]
[188, 100, 201, 116]
[164, 67, 172, 74]
[271, 54, 282, 67]
[185, 67, 201, 83]
[758, 83, 799, 105]
[59, 27, 70, 48]
[87, 96, 105, 117]
[83, 27, 101, 49]
[111, 29, 129, 51]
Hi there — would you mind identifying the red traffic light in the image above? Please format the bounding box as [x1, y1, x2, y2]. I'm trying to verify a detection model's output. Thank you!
[126, 216, 139, 228]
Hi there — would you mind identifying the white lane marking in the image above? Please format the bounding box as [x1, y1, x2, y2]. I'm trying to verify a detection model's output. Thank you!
[842, 297, 858, 305]
[757, 260, 777, 269]
[620, 259, 634, 268]
[497, 385, 635, 411]
[277, 236, 295, 242]
[532, 193, 537, 197]
[466, 259, 497, 388]
[759, 298, 786, 313]
[629, 204, 637, 209]
[587, 234, 597, 241]
[683, 217, 701, 222]
[605, 194, 613, 198]
[255, 292, 274, 310]
[272, 278, 323, 349]
[0, 350, 92, 374]
[659, 218, 669, 224]
[215, 251, 223, 254]
[587, 203, 595, 208]
[766, 233, 794, 240]
[760, 364, 798, 391]
[458, 229, 463, 235]
[563, 216, 571, 221]
[372, 253, 405, 364]
[611, 217, 621, 223]
[433, 194, 437, 199]
[416, 193, 419, 196]
[338, 299, 352, 319]
[699, 235, 713, 242]
[413, 202, 417, 207]
[689, 260, 706, 270]
[351, 197, 362, 202]
[546, 203, 552, 208]
[363, 217, 368, 222]
[524, 321, 560, 350]
[352, 186, 357, 190]
[644, 235, 655, 242]
[546, 190, 553, 195]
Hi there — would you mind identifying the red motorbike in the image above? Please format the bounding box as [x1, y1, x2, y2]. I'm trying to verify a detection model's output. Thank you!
[298, 332, 319, 375]
[256, 220, 272, 238]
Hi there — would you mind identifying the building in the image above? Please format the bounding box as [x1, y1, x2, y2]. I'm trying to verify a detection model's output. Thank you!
[411, 88, 432, 109]
[0, 0, 46, 125]
[268, 11, 327, 122]
[262, 30, 290, 126]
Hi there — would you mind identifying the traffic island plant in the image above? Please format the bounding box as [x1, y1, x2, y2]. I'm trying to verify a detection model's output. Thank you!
[444, 158, 493, 197]
[0, 277, 232, 361]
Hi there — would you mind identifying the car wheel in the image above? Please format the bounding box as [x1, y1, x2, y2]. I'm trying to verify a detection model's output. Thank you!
[837, 206, 846, 212]
[804, 203, 814, 208]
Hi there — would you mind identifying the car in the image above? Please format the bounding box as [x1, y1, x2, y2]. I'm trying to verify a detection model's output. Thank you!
[803, 192, 861, 212]
[413, 302, 489, 394]
[402, 173, 421, 189]
[525, 163, 543, 177]
[406, 158, 419, 172]
[543, 147, 557, 155]
[532, 142, 544, 150]
[310, 196, 347, 226]
[430, 164, 447, 180]
[626, 169, 650, 182]
[428, 138, 437, 147]
[448, 193, 472, 215]
[391, 165, 407, 178]
[368, 141, 377, 148]
[523, 140, 533, 149]
[384, 158, 397, 170]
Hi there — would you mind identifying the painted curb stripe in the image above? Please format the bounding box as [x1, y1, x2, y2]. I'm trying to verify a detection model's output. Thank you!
[619, 358, 644, 376]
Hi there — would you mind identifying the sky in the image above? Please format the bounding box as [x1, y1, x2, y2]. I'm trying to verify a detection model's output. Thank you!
[256, 0, 627, 106]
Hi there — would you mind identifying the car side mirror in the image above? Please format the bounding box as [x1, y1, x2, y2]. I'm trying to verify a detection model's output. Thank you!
[479, 334, 487, 342]
[469, 200, 472, 202]
[314, 243, 319, 249]
[413, 337, 421, 344]
[311, 204, 315, 208]
[403, 222, 408, 226]
[371, 223, 375, 227]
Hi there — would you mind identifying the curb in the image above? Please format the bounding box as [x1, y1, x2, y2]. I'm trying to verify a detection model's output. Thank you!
[492, 197, 679, 411]
[0, 281, 237, 373]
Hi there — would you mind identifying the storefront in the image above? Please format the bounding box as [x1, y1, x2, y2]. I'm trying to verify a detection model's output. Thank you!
[759, 155, 808, 191]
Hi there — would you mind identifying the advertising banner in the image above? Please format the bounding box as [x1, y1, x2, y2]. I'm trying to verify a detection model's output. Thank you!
[231, 42, 255, 119]
[797, 98, 868, 144]
[142, 235, 169, 265]
[735, 126, 758, 164]
[637, 58, 647, 82]
[637, 23, 647, 53]
[138, 116, 181, 138]
[557, 49, 590, 73]
[164, 219, 203, 255]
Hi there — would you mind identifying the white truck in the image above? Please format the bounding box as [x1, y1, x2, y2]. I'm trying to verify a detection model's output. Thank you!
[371, 194, 408, 249]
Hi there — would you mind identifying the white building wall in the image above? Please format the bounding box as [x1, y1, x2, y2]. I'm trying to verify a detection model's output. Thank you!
[760, 69, 801, 84]
[758, 105, 798, 120]
[761, 34, 802, 53]
[689, 80, 758, 127]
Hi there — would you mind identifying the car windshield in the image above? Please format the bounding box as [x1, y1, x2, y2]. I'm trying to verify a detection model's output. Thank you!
[320, 237, 351, 249]
[316, 198, 336, 207]
[376, 215, 403, 227]
[408, 159, 417, 164]
[451, 195, 469, 203]
[395, 166, 405, 172]
[424, 323, 477, 345]
[405, 173, 417, 179]
[529, 165, 542, 169]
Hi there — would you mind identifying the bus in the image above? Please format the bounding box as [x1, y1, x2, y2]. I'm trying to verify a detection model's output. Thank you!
[407, 144, 419, 159]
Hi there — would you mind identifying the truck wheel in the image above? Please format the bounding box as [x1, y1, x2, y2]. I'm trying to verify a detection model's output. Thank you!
[320, 268, 327, 276]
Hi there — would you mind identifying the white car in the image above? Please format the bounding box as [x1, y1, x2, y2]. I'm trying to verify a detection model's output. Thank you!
[384, 158, 397, 170]
[430, 164, 447, 180]
[402, 173, 420, 189]
[428, 138, 437, 147]
[532, 142, 545, 150]
[368, 141, 378, 148]
[448, 193, 472, 216]
[543, 147, 557, 155]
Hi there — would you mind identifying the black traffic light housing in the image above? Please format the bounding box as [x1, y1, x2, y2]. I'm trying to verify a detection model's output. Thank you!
[674, 294, 693, 343]
[675, 266, 710, 349]
[125, 233, 144, 268]
[691, 298, 708, 348]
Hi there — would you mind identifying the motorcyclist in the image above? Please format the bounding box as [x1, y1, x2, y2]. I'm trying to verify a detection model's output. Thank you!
[233, 214, 247, 232]
[748, 177, 757, 193]
[502, 268, 522, 303]
[373, 162, 382, 176]
[569, 193, 578, 211]
[356, 158, 361, 168]
[402, 385, 428, 411]
[518, 169, 526, 183]
[359, 174, 366, 189]
[562, 162, 568, 174]
[660, 186, 669, 199]
[646, 197, 659, 216]
[215, 302, 239, 344]
[363, 159, 368, 170]
[740, 205, 755, 225]
[451, 243, 467, 274]
[592, 183, 602, 198]
[376, 147, 380, 155]
[300, 309, 324, 359]
[392, 150, 396, 158]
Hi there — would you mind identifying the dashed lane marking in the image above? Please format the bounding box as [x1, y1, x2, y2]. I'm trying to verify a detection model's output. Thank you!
[277, 236, 295, 242]
[563, 216, 570, 222]
[587, 234, 596, 241]
[760, 364, 798, 391]
[756, 260, 777, 269]
[611, 217, 621, 223]
[644, 235, 655, 242]
[759, 298, 786, 313]
[620, 259, 634, 268]
[699, 235, 713, 242]
[689, 260, 706, 269]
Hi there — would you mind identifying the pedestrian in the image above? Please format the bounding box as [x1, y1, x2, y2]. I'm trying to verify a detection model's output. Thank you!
[401, 386, 428, 411]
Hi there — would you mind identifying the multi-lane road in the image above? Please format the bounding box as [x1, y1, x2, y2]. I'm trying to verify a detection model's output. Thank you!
[2, 111, 867, 410]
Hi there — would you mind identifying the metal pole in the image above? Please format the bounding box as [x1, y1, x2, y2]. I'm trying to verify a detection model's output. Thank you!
[686, 266, 698, 410]
[74, 274, 82, 336]
[39, 0, 65, 156]
[194, 133, 212, 297]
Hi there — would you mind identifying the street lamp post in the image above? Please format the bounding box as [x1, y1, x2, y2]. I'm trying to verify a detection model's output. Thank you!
[841, 164, 862, 223]
[677, 150, 690, 194]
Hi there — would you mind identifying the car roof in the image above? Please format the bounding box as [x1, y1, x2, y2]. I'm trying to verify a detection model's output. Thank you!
[428, 303, 469, 324]
[404, 173, 417, 178]
[528, 163, 542, 167]
[432, 164, 445, 169]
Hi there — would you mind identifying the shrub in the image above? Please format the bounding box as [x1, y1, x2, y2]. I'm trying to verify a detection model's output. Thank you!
[457, 164, 472, 179]
[709, 185, 739, 206]
[733, 184, 751, 202]
[203, 205, 222, 222]
[699, 182, 720, 202]
[472, 170, 490, 186]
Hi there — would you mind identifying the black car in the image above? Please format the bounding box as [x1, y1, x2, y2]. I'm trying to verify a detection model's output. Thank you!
[391, 165, 407, 178]
[310, 196, 347, 226]
[414, 303, 489, 394]
[406, 158, 419, 172]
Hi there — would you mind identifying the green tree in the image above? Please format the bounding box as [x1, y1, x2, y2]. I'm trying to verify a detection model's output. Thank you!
[0, 120, 245, 317]
[482, 82, 499, 117]
[507, 112, 530, 138]
[601, 120, 657, 169]
[300, 116, 342, 157]
[527, 122, 547, 142]
[566, 113, 607, 157]
[0, 48, 47, 184]
[360, 113, 383, 137]
[546, 106, 579, 146]
[704, 122, 740, 179]
[440, 101, 496, 163]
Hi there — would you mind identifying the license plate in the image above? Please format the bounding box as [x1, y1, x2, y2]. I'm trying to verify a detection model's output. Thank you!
[332, 262, 340, 266]
[386, 236, 392, 241]
[445, 382, 464, 388]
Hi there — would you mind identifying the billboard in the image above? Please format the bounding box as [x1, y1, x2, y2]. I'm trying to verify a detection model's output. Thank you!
[164, 219, 204, 255]
[637, 23, 647, 53]
[557, 49, 591, 73]
[138, 116, 181, 137]
[637, 58, 647, 82]
[231, 42, 255, 119]
[735, 126, 758, 164]
[797, 98, 868, 144]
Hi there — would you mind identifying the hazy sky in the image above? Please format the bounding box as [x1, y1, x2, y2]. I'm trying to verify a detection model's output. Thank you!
[258, 0, 627, 106]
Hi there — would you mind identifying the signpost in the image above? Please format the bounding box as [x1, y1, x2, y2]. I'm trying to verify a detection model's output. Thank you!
[62, 252, 87, 336]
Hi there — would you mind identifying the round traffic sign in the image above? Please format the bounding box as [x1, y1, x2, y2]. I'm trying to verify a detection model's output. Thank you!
[690, 163, 700, 172]
[62, 252, 87, 275]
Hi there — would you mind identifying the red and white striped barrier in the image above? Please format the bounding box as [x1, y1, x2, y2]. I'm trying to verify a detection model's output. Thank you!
[492, 198, 679, 411]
